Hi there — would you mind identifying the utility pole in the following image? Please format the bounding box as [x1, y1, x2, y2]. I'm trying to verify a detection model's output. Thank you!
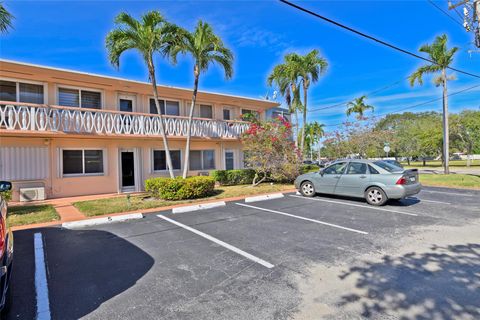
[449, 0, 480, 48]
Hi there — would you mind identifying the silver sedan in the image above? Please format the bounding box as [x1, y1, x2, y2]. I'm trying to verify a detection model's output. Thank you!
[294, 159, 421, 206]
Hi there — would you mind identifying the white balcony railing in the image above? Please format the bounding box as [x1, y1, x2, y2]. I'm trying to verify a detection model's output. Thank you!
[0, 101, 249, 139]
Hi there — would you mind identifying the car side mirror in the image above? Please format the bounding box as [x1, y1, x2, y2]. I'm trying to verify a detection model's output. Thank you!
[0, 181, 12, 192]
[319, 169, 324, 176]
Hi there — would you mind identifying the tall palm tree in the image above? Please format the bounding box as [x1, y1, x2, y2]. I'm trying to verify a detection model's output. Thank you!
[346, 95, 374, 118]
[305, 121, 325, 160]
[0, 2, 14, 34]
[106, 11, 177, 178]
[409, 34, 458, 174]
[267, 60, 302, 147]
[165, 20, 233, 178]
[288, 50, 328, 155]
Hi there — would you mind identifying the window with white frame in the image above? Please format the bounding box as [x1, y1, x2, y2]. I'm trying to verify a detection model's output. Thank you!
[149, 98, 180, 116]
[0, 80, 45, 103]
[58, 87, 102, 109]
[153, 150, 181, 171]
[62, 149, 104, 176]
[189, 150, 215, 170]
[199, 104, 213, 118]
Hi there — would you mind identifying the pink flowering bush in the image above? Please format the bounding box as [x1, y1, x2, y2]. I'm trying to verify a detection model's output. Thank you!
[242, 117, 301, 186]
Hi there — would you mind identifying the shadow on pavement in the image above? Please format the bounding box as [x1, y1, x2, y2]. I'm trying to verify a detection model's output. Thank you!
[9, 227, 154, 320]
[337, 243, 480, 319]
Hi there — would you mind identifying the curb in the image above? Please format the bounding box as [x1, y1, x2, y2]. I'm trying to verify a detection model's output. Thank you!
[62, 213, 143, 229]
[172, 201, 226, 213]
[245, 193, 284, 203]
[11, 188, 298, 231]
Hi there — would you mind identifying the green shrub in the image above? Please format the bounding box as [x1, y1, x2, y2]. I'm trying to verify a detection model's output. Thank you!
[0, 190, 12, 202]
[210, 169, 256, 185]
[300, 164, 320, 174]
[145, 176, 215, 200]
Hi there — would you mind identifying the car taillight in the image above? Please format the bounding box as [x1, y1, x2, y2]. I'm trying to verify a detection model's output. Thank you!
[396, 176, 407, 185]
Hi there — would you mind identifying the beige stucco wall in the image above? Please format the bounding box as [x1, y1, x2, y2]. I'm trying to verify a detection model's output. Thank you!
[1, 137, 244, 201]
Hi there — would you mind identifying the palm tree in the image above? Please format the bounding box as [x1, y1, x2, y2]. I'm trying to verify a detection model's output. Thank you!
[0, 2, 14, 34]
[267, 60, 302, 147]
[409, 34, 458, 174]
[287, 50, 328, 155]
[165, 20, 233, 178]
[106, 11, 177, 178]
[346, 95, 374, 119]
[305, 121, 325, 160]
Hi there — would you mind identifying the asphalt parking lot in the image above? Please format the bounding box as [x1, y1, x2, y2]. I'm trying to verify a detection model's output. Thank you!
[8, 186, 480, 320]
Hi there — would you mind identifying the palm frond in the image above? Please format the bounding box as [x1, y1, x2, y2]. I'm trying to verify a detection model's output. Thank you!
[0, 2, 14, 33]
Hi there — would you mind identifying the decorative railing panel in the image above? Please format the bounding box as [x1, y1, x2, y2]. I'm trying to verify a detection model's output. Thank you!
[0, 102, 249, 139]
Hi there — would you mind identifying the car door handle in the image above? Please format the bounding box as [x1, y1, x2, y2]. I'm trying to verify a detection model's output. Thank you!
[334, 176, 341, 179]
[359, 176, 367, 179]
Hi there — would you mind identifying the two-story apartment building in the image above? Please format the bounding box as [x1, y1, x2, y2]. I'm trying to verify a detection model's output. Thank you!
[0, 60, 280, 201]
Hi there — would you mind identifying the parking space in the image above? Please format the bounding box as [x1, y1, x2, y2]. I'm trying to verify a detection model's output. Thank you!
[8, 186, 480, 320]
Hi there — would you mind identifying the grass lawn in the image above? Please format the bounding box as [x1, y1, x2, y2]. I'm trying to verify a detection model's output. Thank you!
[74, 183, 295, 217]
[7, 204, 60, 227]
[402, 160, 479, 169]
[420, 174, 480, 189]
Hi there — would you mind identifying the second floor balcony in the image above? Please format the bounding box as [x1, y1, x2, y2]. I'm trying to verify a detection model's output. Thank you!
[0, 101, 250, 140]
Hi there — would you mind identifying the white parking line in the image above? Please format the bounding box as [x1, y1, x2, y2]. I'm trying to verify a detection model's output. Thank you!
[157, 215, 274, 269]
[421, 190, 474, 197]
[235, 203, 368, 235]
[289, 195, 418, 217]
[408, 197, 451, 205]
[34, 233, 51, 320]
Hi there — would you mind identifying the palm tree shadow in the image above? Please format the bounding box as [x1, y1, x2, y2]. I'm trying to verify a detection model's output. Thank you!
[337, 243, 480, 319]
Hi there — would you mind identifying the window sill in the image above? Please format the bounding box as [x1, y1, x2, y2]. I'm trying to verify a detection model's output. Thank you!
[62, 173, 105, 178]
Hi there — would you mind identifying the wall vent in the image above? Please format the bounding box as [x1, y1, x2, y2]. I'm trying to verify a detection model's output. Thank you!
[19, 187, 46, 202]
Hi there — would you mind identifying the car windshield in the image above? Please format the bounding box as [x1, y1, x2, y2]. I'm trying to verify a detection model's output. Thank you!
[373, 161, 403, 173]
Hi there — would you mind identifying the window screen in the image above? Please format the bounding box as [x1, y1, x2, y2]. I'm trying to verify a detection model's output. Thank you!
[189, 151, 202, 170]
[19, 83, 44, 104]
[200, 105, 213, 118]
[153, 150, 181, 171]
[202, 150, 215, 170]
[0, 81, 16, 102]
[84, 150, 103, 173]
[62, 150, 83, 174]
[81, 90, 101, 109]
[59, 88, 80, 107]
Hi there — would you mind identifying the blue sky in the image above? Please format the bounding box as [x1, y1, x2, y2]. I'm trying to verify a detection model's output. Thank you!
[1, 0, 479, 131]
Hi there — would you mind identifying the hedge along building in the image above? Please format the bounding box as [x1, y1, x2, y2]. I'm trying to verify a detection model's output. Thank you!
[0, 60, 281, 201]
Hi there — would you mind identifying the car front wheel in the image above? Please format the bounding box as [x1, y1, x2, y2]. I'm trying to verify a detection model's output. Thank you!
[365, 187, 388, 206]
[300, 181, 316, 197]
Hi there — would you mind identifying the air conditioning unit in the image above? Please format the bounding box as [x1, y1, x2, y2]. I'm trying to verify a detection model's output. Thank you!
[20, 187, 46, 202]
[197, 172, 209, 176]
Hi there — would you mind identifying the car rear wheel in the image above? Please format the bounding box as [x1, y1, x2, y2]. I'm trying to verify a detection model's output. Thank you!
[365, 187, 387, 206]
[300, 181, 316, 197]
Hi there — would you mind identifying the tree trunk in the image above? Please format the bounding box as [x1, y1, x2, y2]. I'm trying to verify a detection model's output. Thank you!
[442, 69, 450, 174]
[407, 157, 410, 166]
[182, 65, 200, 179]
[294, 110, 299, 148]
[252, 172, 266, 186]
[300, 84, 308, 158]
[148, 59, 175, 179]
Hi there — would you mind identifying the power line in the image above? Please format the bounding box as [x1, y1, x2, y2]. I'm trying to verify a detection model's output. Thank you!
[279, 0, 480, 79]
[322, 83, 480, 127]
[427, 0, 464, 27]
[309, 77, 407, 113]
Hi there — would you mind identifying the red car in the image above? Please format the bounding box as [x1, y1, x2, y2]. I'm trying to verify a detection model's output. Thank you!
[0, 181, 13, 317]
